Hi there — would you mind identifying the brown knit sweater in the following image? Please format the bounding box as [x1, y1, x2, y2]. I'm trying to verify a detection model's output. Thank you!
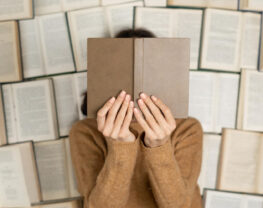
[69, 117, 203, 208]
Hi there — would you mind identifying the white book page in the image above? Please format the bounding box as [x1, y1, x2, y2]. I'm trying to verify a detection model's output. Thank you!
[246, 195, 263, 208]
[105, 1, 143, 37]
[0, 0, 31, 21]
[248, 0, 263, 10]
[73, 72, 87, 119]
[2, 85, 17, 143]
[53, 75, 79, 137]
[173, 9, 203, 69]
[167, 0, 207, 7]
[243, 71, 263, 131]
[19, 19, 45, 78]
[62, 0, 99, 11]
[38, 13, 75, 74]
[189, 71, 216, 132]
[68, 7, 109, 71]
[12, 80, 57, 142]
[0, 21, 20, 82]
[201, 9, 242, 71]
[198, 134, 221, 195]
[34, 0, 62, 15]
[65, 138, 80, 197]
[135, 7, 173, 37]
[144, 0, 167, 6]
[101, 0, 137, 6]
[0, 145, 31, 207]
[220, 129, 261, 193]
[240, 13, 261, 70]
[34, 140, 69, 200]
[208, 0, 238, 9]
[215, 73, 239, 133]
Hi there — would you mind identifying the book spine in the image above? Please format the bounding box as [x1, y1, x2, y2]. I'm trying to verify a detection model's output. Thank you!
[133, 38, 144, 110]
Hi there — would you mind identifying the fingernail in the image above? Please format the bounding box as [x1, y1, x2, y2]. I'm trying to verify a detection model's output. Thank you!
[109, 97, 115, 103]
[134, 108, 138, 113]
[140, 92, 146, 99]
[125, 94, 130, 101]
[151, 95, 157, 101]
[120, 90, 126, 97]
[130, 101, 134, 107]
[138, 99, 144, 105]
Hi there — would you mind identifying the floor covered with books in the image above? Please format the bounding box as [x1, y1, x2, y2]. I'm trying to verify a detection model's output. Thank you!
[0, 0, 263, 208]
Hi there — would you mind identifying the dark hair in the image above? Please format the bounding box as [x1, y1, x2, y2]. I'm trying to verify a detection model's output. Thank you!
[81, 28, 156, 116]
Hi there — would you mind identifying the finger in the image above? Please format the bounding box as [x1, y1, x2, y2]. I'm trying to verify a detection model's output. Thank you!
[138, 99, 165, 138]
[151, 95, 175, 128]
[140, 93, 171, 134]
[133, 107, 156, 139]
[121, 100, 134, 130]
[104, 90, 126, 133]
[111, 94, 131, 138]
[96, 96, 115, 131]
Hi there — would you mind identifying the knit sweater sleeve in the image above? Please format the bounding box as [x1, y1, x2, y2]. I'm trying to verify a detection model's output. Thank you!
[140, 117, 203, 208]
[69, 120, 139, 208]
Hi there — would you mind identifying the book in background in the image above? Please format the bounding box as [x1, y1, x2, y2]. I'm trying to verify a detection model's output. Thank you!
[67, 1, 143, 71]
[0, 21, 22, 83]
[189, 71, 239, 133]
[19, 13, 75, 78]
[87, 38, 190, 118]
[135, 7, 203, 70]
[0, 88, 7, 146]
[34, 138, 80, 201]
[239, 0, 263, 11]
[34, 0, 100, 15]
[0, 0, 33, 21]
[237, 69, 263, 132]
[52, 72, 87, 137]
[200, 8, 261, 72]
[144, 0, 167, 7]
[2, 79, 59, 143]
[198, 134, 221, 195]
[217, 128, 263, 194]
[101, 0, 140, 6]
[167, 0, 238, 10]
[203, 189, 263, 208]
[0, 141, 42, 207]
[31, 198, 82, 208]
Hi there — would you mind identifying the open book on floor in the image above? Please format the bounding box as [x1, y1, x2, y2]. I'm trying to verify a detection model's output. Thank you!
[0, 88, 7, 146]
[0, 21, 22, 83]
[87, 38, 190, 119]
[1, 79, 58, 143]
[0, 141, 42, 207]
[239, 0, 263, 11]
[0, 0, 33, 21]
[217, 128, 263, 194]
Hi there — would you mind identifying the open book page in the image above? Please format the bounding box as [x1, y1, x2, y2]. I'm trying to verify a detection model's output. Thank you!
[218, 129, 262, 193]
[167, 0, 207, 7]
[38, 13, 75, 74]
[135, 7, 173, 37]
[19, 18, 45, 78]
[2, 85, 17, 143]
[0, 145, 31, 207]
[101, 0, 138, 6]
[256, 135, 263, 193]
[34, 139, 70, 200]
[12, 79, 58, 142]
[198, 134, 221, 195]
[189, 71, 216, 132]
[0, 21, 22, 82]
[173, 9, 203, 69]
[105, 1, 143, 37]
[68, 7, 109, 71]
[201, 9, 242, 71]
[248, 0, 263, 10]
[0, 0, 32, 21]
[208, 0, 238, 9]
[62, 0, 99, 11]
[34, 0, 62, 15]
[53, 75, 79, 137]
[242, 70, 263, 132]
[73, 72, 87, 119]
[240, 12, 261, 70]
[0, 89, 7, 145]
[144, 0, 167, 6]
[19, 142, 42, 203]
[215, 73, 239, 133]
[65, 138, 80, 197]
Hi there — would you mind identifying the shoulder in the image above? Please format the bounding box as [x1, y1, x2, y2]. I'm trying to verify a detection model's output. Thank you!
[172, 116, 203, 143]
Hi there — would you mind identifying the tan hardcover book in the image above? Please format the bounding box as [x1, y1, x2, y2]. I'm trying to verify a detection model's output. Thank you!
[0, 88, 7, 146]
[87, 38, 190, 119]
[217, 128, 263, 194]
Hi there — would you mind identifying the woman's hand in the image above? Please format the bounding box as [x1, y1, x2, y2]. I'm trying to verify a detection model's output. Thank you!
[96, 90, 136, 142]
[133, 92, 176, 148]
